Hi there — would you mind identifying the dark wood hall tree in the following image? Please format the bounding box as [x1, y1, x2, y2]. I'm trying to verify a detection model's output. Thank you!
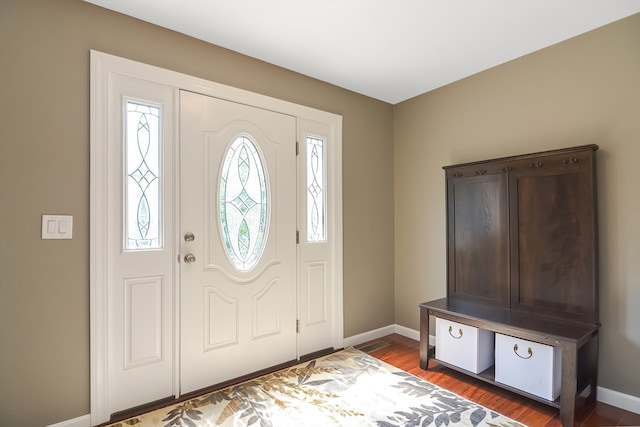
[421, 145, 600, 427]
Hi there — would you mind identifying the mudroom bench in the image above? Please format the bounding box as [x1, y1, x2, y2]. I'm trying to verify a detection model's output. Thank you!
[419, 298, 599, 427]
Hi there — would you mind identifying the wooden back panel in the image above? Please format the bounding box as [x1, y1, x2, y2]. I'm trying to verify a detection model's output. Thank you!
[444, 145, 598, 325]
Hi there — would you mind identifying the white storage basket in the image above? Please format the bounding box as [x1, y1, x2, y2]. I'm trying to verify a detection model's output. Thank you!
[435, 317, 494, 374]
[495, 333, 561, 400]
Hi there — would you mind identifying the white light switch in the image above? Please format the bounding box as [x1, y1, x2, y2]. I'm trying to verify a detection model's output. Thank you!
[42, 215, 73, 239]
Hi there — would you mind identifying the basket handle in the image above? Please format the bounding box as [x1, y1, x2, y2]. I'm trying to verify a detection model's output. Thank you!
[448, 325, 463, 339]
[513, 343, 533, 359]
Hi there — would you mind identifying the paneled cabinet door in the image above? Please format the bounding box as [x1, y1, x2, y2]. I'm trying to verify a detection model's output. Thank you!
[508, 150, 598, 324]
[446, 171, 509, 307]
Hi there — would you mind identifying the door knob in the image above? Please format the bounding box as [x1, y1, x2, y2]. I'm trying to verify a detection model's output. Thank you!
[184, 253, 196, 264]
[184, 232, 195, 242]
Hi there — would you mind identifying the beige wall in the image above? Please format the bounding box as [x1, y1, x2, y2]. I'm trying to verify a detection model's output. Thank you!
[0, 1, 394, 425]
[395, 13, 640, 399]
[1, 0, 637, 425]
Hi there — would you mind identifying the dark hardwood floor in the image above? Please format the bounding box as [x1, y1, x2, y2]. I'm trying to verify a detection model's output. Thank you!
[357, 334, 640, 427]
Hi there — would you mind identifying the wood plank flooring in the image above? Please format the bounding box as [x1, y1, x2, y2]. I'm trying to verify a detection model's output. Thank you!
[358, 334, 640, 427]
[105, 333, 639, 426]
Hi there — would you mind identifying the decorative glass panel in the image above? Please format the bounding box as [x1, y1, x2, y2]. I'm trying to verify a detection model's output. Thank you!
[125, 100, 161, 250]
[306, 137, 326, 242]
[219, 136, 268, 271]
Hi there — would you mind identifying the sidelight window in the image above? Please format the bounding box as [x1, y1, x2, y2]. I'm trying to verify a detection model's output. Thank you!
[306, 137, 326, 242]
[124, 100, 161, 250]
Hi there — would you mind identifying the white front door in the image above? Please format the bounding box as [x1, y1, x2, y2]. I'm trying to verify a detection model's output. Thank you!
[92, 51, 343, 425]
[179, 91, 298, 394]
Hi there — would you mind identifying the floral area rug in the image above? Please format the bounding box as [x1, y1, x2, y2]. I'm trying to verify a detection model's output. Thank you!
[107, 347, 525, 427]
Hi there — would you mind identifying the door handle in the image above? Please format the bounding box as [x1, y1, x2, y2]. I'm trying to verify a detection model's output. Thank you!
[184, 232, 195, 242]
[184, 253, 196, 264]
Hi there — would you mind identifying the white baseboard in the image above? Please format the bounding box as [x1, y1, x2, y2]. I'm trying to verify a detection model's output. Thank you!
[598, 386, 640, 415]
[46, 414, 90, 427]
[342, 324, 397, 348]
[393, 324, 420, 341]
[343, 324, 431, 347]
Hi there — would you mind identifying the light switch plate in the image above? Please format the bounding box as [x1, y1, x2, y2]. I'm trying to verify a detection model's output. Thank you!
[42, 215, 73, 239]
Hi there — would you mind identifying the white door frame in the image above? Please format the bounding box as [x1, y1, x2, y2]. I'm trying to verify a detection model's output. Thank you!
[90, 50, 343, 425]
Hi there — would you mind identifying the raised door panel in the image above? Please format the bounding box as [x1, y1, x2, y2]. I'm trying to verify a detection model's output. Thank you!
[509, 150, 597, 324]
[447, 172, 509, 306]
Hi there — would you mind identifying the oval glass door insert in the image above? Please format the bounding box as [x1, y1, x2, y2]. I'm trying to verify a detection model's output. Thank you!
[219, 135, 269, 271]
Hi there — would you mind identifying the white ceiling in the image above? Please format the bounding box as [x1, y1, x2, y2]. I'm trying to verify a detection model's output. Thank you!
[85, 0, 640, 104]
